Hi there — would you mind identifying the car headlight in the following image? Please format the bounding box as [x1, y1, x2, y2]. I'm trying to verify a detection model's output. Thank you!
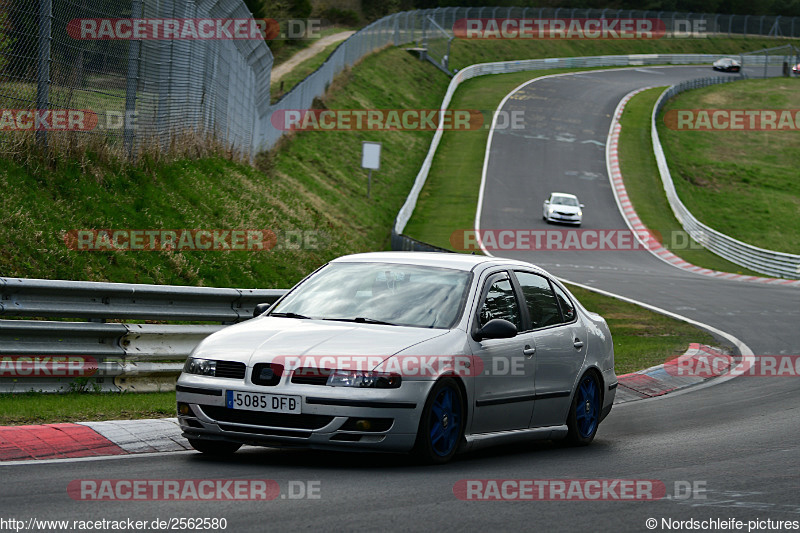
[326, 369, 401, 388]
[183, 357, 216, 376]
[577, 210, 582, 217]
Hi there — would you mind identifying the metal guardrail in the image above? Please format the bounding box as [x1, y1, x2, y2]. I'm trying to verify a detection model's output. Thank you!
[0, 278, 288, 392]
[392, 52, 786, 243]
[0, 277, 286, 322]
[651, 79, 800, 279]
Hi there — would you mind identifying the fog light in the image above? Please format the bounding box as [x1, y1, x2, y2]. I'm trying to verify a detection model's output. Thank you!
[178, 402, 191, 416]
[354, 419, 372, 431]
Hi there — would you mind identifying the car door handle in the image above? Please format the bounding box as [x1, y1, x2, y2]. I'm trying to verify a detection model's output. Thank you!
[523, 345, 536, 356]
[573, 339, 584, 349]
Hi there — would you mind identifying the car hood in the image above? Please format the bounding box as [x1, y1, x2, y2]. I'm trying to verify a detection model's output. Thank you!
[191, 316, 449, 365]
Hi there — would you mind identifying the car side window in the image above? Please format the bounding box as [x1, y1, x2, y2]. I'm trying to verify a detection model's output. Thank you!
[514, 271, 561, 329]
[552, 283, 576, 323]
[478, 277, 522, 331]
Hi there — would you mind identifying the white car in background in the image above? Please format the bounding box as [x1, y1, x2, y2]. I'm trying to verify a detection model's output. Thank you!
[543, 192, 584, 226]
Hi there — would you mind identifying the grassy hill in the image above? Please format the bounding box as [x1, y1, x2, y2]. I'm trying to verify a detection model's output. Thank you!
[0, 37, 790, 288]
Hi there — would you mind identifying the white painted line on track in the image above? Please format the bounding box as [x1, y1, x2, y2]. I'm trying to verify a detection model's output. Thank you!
[0, 450, 196, 467]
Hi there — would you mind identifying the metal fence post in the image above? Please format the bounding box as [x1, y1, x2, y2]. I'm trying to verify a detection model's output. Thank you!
[124, 0, 143, 156]
[36, 0, 52, 150]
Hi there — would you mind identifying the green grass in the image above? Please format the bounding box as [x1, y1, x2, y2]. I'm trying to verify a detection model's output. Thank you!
[658, 78, 800, 254]
[271, 41, 344, 103]
[619, 88, 764, 276]
[0, 392, 176, 425]
[0, 47, 452, 287]
[568, 284, 717, 375]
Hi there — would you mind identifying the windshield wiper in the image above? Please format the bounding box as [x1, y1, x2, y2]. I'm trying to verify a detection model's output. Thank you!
[324, 317, 398, 326]
[269, 312, 312, 319]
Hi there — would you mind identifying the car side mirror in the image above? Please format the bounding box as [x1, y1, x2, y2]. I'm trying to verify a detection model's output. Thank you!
[579, 203, 585, 208]
[474, 318, 517, 341]
[544, 200, 550, 204]
[253, 303, 271, 318]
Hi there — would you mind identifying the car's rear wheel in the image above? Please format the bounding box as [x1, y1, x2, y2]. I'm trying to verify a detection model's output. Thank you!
[413, 378, 464, 464]
[188, 438, 242, 455]
[564, 372, 601, 446]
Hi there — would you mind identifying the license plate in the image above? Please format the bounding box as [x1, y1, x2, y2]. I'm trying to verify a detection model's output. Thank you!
[226, 390, 301, 414]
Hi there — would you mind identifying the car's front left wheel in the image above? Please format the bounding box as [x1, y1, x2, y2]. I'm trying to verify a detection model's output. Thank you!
[413, 378, 464, 464]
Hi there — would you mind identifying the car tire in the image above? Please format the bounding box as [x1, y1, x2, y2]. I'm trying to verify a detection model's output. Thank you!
[188, 438, 242, 455]
[564, 372, 601, 446]
[412, 378, 464, 464]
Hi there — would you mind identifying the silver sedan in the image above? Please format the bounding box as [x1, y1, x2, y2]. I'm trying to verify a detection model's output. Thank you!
[176, 252, 617, 463]
[543, 192, 584, 225]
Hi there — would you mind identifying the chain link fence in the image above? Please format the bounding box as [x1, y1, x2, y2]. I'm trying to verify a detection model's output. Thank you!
[1, 3, 798, 158]
[0, 0, 271, 157]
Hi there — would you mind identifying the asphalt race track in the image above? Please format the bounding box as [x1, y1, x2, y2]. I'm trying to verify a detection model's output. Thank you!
[2, 66, 798, 532]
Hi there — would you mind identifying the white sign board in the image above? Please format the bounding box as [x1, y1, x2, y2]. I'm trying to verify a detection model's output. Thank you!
[361, 141, 381, 170]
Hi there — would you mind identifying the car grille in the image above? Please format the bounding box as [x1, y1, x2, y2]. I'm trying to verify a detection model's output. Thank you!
[556, 211, 575, 217]
[251, 363, 282, 386]
[214, 361, 246, 379]
[198, 405, 334, 430]
[217, 424, 311, 438]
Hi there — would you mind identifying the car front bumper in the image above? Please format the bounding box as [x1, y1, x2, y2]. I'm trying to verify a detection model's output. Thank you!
[176, 374, 435, 452]
[545, 213, 582, 225]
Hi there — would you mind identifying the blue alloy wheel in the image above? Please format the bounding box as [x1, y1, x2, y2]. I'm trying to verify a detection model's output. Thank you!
[429, 386, 461, 456]
[575, 376, 599, 438]
[414, 378, 464, 464]
[565, 372, 601, 446]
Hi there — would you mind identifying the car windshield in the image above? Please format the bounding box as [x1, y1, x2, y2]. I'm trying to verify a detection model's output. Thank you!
[269, 262, 471, 329]
[552, 196, 579, 206]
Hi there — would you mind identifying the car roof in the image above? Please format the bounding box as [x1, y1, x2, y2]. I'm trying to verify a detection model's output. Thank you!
[331, 251, 549, 274]
[550, 192, 578, 199]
